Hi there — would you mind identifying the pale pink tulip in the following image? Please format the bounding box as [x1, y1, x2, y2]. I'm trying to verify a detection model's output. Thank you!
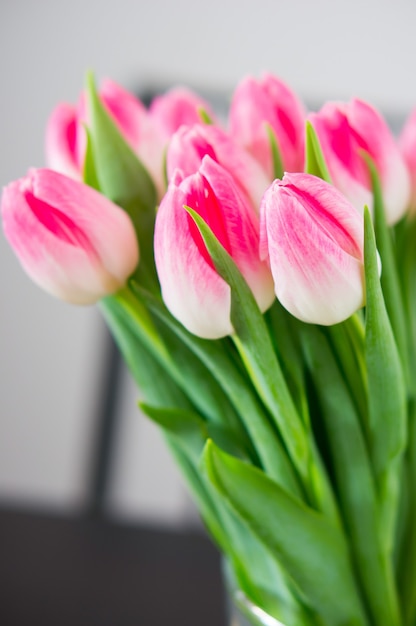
[2, 169, 139, 304]
[309, 99, 410, 225]
[154, 156, 275, 339]
[166, 124, 269, 209]
[399, 107, 416, 213]
[149, 87, 218, 136]
[229, 73, 306, 179]
[260, 173, 366, 325]
[45, 79, 166, 195]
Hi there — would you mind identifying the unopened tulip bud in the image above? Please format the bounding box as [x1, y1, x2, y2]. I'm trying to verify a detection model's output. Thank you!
[149, 87, 218, 136]
[2, 169, 139, 304]
[166, 124, 269, 208]
[155, 156, 274, 339]
[260, 173, 366, 325]
[229, 73, 306, 179]
[309, 99, 410, 225]
[45, 79, 166, 195]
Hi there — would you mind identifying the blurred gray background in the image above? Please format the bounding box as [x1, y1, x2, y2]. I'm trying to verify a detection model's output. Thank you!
[1, 0, 416, 527]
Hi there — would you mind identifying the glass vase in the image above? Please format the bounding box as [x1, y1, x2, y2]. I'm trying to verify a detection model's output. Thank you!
[227, 589, 287, 626]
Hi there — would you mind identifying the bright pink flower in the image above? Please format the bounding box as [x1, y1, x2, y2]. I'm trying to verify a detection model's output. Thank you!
[2, 169, 139, 304]
[166, 124, 269, 209]
[45, 79, 166, 195]
[399, 107, 416, 213]
[309, 99, 410, 225]
[229, 73, 306, 178]
[154, 156, 274, 339]
[260, 173, 366, 325]
[149, 87, 218, 136]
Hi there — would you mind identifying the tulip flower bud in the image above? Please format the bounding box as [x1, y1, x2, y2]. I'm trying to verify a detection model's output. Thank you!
[166, 124, 269, 208]
[399, 107, 416, 213]
[229, 73, 306, 179]
[149, 87, 218, 136]
[45, 79, 166, 194]
[309, 99, 410, 225]
[154, 156, 275, 339]
[260, 173, 366, 325]
[2, 169, 139, 304]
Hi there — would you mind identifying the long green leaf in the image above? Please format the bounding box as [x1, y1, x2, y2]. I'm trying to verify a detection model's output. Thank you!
[397, 400, 416, 626]
[265, 123, 284, 180]
[304, 122, 331, 182]
[102, 284, 314, 624]
[85, 73, 158, 288]
[185, 207, 339, 523]
[364, 155, 410, 387]
[204, 441, 368, 626]
[131, 281, 303, 499]
[107, 289, 253, 460]
[299, 322, 400, 626]
[364, 207, 407, 550]
[326, 316, 368, 437]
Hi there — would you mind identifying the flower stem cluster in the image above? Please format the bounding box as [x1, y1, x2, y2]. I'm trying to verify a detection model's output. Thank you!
[3, 71, 416, 626]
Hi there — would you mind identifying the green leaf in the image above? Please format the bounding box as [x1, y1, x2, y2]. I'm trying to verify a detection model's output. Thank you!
[85, 72, 158, 288]
[265, 123, 284, 180]
[141, 403, 249, 463]
[198, 107, 213, 124]
[299, 322, 400, 626]
[107, 288, 253, 463]
[397, 400, 416, 626]
[265, 300, 310, 428]
[304, 121, 331, 182]
[131, 281, 303, 499]
[102, 286, 311, 624]
[364, 207, 407, 549]
[99, 296, 235, 552]
[326, 316, 368, 437]
[363, 154, 410, 387]
[82, 127, 100, 191]
[204, 441, 369, 626]
[184, 207, 339, 523]
[150, 311, 256, 458]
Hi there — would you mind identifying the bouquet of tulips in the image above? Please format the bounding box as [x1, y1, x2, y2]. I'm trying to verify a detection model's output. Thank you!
[3, 72, 416, 626]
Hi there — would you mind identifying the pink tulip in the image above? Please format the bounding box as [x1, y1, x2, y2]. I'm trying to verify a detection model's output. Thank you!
[149, 87, 218, 136]
[229, 73, 306, 178]
[45, 79, 166, 195]
[309, 99, 410, 225]
[260, 173, 366, 325]
[399, 107, 416, 213]
[154, 156, 275, 339]
[2, 169, 139, 304]
[166, 124, 269, 209]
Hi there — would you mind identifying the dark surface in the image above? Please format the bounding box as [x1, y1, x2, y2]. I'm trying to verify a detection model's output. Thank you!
[0, 507, 227, 626]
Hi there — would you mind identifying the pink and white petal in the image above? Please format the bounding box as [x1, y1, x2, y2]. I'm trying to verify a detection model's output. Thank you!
[45, 103, 83, 179]
[150, 87, 218, 136]
[100, 79, 148, 150]
[154, 184, 232, 339]
[201, 125, 270, 208]
[263, 188, 364, 324]
[31, 170, 139, 282]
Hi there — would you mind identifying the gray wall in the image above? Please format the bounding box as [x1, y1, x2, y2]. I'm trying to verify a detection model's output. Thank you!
[1, 0, 415, 525]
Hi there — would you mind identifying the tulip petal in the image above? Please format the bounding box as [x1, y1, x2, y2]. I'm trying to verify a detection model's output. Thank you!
[149, 87, 217, 136]
[155, 157, 274, 338]
[2, 169, 139, 304]
[45, 103, 84, 179]
[261, 173, 365, 325]
[229, 74, 306, 178]
[155, 180, 232, 339]
[309, 99, 410, 225]
[167, 124, 270, 209]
